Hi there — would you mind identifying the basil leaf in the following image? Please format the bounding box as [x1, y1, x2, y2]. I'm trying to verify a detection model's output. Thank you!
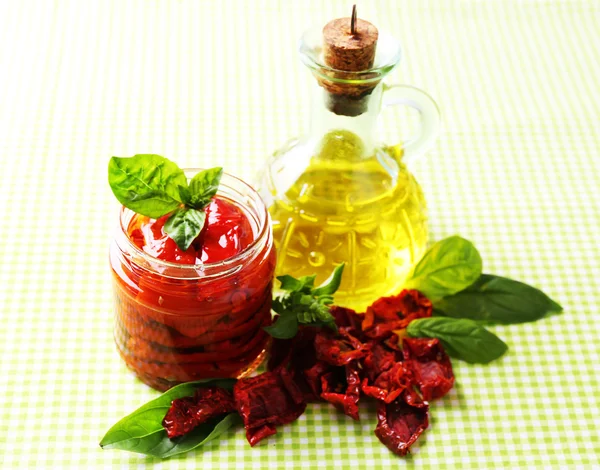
[407, 317, 508, 364]
[546, 297, 564, 313]
[276, 274, 317, 292]
[108, 154, 187, 218]
[298, 274, 317, 289]
[313, 263, 345, 296]
[263, 312, 299, 339]
[405, 236, 483, 301]
[277, 275, 304, 292]
[102, 412, 240, 458]
[100, 379, 236, 456]
[164, 207, 206, 251]
[178, 185, 192, 205]
[267, 265, 343, 339]
[161, 412, 241, 458]
[271, 297, 285, 315]
[434, 274, 563, 324]
[187, 167, 223, 209]
[153, 413, 241, 458]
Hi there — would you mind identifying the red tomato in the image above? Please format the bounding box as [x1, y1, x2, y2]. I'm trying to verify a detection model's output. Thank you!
[130, 198, 254, 264]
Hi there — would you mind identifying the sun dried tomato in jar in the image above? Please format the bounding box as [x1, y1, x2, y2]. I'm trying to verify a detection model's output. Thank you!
[109, 170, 276, 391]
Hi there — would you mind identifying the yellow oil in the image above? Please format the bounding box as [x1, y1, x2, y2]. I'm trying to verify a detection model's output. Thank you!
[269, 130, 428, 311]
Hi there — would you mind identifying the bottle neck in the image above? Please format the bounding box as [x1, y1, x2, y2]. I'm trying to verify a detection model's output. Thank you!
[308, 83, 383, 157]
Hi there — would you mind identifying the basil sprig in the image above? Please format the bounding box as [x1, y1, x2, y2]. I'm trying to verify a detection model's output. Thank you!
[405, 236, 562, 363]
[99, 379, 239, 458]
[108, 155, 222, 251]
[264, 264, 345, 339]
[404, 235, 482, 301]
[407, 317, 508, 364]
[434, 274, 563, 324]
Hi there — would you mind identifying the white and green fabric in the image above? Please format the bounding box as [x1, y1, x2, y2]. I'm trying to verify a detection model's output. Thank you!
[0, 1, 598, 468]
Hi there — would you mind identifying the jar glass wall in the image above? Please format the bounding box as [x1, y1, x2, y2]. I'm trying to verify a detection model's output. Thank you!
[109, 170, 276, 391]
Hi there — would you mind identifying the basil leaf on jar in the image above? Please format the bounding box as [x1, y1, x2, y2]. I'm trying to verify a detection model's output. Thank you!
[164, 206, 206, 251]
[108, 154, 187, 218]
[187, 167, 224, 210]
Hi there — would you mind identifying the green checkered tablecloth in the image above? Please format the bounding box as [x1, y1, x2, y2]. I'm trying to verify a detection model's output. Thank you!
[1, 0, 599, 468]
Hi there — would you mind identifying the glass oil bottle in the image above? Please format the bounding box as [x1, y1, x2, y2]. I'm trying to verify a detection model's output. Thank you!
[256, 10, 440, 311]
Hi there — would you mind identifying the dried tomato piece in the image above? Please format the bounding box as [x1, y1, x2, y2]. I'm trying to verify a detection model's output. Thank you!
[267, 337, 294, 372]
[233, 368, 306, 446]
[364, 297, 404, 326]
[267, 328, 324, 402]
[403, 337, 455, 401]
[338, 328, 366, 350]
[268, 327, 319, 372]
[362, 290, 432, 337]
[383, 333, 404, 352]
[162, 395, 198, 438]
[402, 386, 424, 407]
[361, 362, 411, 404]
[162, 387, 235, 438]
[314, 330, 368, 366]
[246, 423, 277, 446]
[330, 305, 364, 334]
[374, 392, 429, 456]
[302, 360, 332, 399]
[362, 341, 402, 382]
[397, 289, 433, 317]
[320, 362, 361, 420]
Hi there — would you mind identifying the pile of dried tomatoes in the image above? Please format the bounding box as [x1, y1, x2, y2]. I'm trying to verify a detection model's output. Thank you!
[162, 289, 455, 456]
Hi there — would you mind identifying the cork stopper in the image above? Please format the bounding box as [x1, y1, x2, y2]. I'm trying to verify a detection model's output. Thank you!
[323, 6, 378, 71]
[319, 6, 379, 116]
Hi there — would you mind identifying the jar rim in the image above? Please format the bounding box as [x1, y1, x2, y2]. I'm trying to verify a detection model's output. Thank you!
[116, 169, 271, 278]
[298, 24, 402, 84]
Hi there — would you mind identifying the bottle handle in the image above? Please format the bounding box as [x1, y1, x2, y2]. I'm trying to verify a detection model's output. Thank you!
[382, 84, 441, 160]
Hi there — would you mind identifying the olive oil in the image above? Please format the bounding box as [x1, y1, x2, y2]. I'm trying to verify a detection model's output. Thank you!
[269, 130, 428, 311]
[258, 20, 440, 311]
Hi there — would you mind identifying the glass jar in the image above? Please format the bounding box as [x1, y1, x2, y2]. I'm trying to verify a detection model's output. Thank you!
[256, 25, 440, 311]
[109, 170, 276, 391]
